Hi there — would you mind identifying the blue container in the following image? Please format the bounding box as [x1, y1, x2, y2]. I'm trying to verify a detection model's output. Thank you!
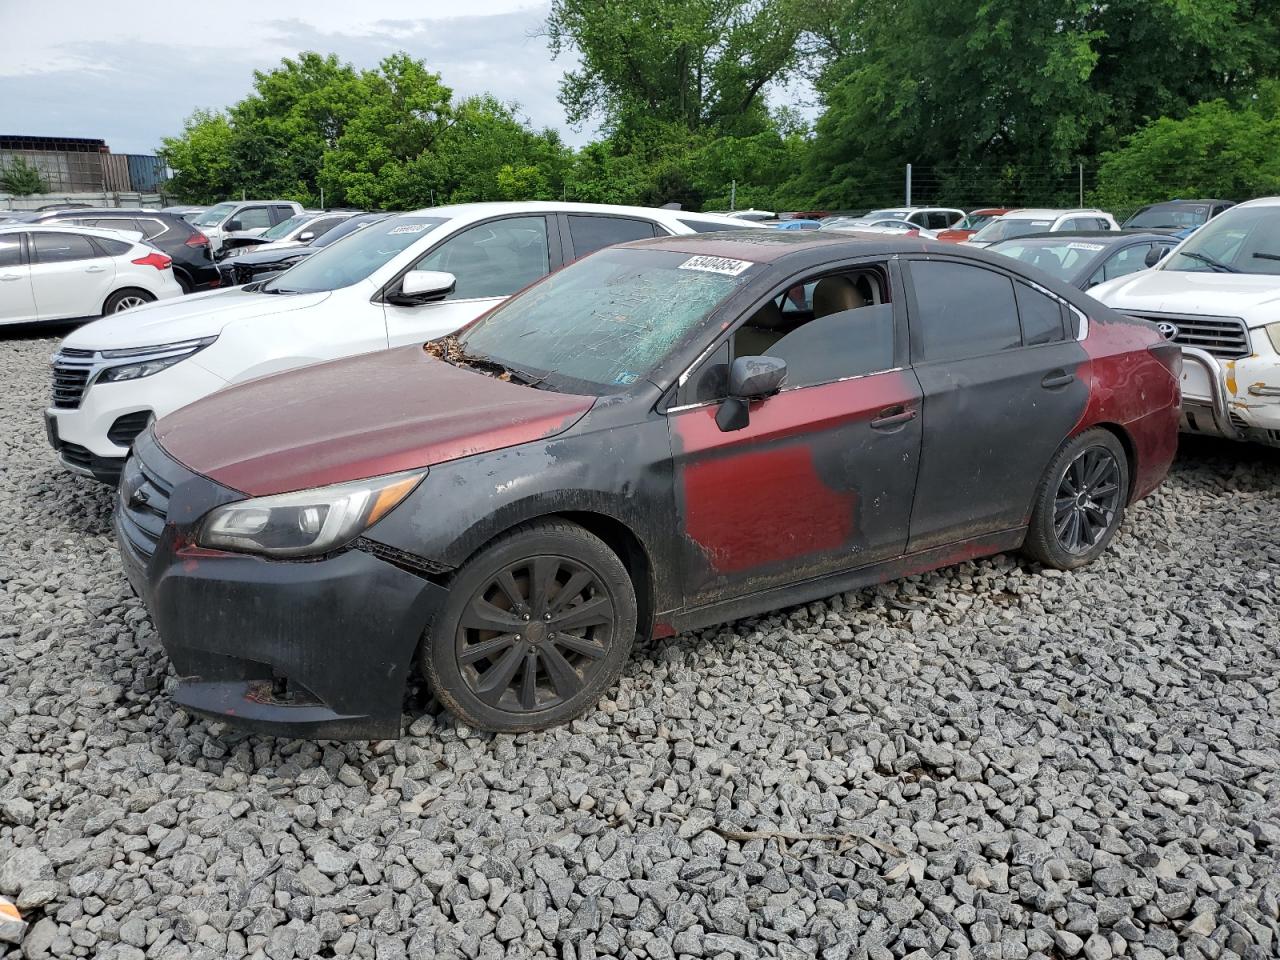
[125, 154, 166, 192]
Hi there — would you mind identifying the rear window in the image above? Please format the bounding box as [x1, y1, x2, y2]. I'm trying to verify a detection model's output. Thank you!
[972, 218, 1054, 243]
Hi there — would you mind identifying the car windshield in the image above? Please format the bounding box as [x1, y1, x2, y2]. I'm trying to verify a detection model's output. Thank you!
[456, 246, 756, 394]
[972, 218, 1054, 243]
[990, 239, 1105, 282]
[260, 214, 310, 241]
[1124, 204, 1209, 230]
[1163, 204, 1280, 275]
[312, 213, 386, 247]
[262, 215, 447, 293]
[961, 212, 998, 230]
[192, 202, 238, 226]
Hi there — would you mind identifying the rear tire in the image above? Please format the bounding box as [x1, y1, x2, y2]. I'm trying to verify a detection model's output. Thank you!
[422, 520, 637, 732]
[1023, 428, 1129, 570]
[103, 289, 156, 314]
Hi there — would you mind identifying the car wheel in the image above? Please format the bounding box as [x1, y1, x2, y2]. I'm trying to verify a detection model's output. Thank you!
[422, 519, 637, 732]
[104, 289, 156, 314]
[1023, 428, 1129, 570]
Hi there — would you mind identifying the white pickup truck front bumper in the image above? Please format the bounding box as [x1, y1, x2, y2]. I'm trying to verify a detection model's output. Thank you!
[1179, 346, 1280, 446]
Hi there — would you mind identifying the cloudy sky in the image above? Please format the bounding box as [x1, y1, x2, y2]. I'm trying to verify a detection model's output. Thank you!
[0, 0, 591, 154]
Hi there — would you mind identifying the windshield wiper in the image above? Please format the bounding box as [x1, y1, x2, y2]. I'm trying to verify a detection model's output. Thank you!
[1251, 252, 1280, 262]
[1178, 251, 1240, 273]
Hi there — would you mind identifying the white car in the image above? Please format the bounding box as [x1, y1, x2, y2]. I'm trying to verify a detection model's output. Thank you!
[1091, 198, 1280, 448]
[218, 211, 359, 259]
[967, 209, 1120, 247]
[45, 201, 761, 482]
[820, 217, 938, 239]
[855, 207, 965, 231]
[0, 224, 182, 327]
[188, 200, 304, 254]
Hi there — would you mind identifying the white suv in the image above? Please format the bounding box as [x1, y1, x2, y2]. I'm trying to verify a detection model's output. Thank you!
[44, 202, 760, 482]
[860, 207, 966, 231]
[188, 201, 304, 254]
[967, 209, 1120, 247]
[0, 224, 182, 326]
[1091, 198, 1280, 447]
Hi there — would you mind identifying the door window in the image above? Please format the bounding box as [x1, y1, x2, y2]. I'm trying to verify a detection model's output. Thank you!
[1091, 244, 1153, 286]
[234, 207, 274, 230]
[32, 233, 101, 264]
[1014, 282, 1066, 345]
[735, 266, 895, 389]
[413, 216, 550, 300]
[0, 235, 23, 268]
[271, 205, 297, 223]
[136, 218, 169, 240]
[567, 215, 657, 259]
[305, 216, 346, 239]
[909, 260, 1021, 362]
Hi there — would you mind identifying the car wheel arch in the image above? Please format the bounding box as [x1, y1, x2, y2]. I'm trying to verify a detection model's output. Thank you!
[1074, 420, 1139, 504]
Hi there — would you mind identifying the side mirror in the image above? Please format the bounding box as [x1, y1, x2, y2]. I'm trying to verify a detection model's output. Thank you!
[298, 231, 314, 242]
[225, 218, 243, 232]
[716, 356, 787, 432]
[388, 270, 456, 306]
[1145, 245, 1171, 268]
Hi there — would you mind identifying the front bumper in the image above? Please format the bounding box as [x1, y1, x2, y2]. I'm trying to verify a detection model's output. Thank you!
[116, 432, 449, 739]
[1178, 347, 1280, 446]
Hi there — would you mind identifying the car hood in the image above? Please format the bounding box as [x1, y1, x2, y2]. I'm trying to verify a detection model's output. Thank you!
[61, 287, 332, 350]
[1092, 269, 1280, 327]
[223, 246, 316, 267]
[235, 238, 306, 254]
[155, 344, 597, 496]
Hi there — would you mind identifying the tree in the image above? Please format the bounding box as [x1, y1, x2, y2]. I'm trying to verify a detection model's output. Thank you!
[1095, 90, 1280, 215]
[159, 110, 237, 202]
[798, 0, 1280, 208]
[544, 0, 808, 137]
[0, 158, 47, 196]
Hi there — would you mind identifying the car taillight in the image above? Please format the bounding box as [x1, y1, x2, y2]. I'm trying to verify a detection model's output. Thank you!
[132, 252, 172, 271]
[1148, 341, 1183, 380]
[185, 232, 210, 247]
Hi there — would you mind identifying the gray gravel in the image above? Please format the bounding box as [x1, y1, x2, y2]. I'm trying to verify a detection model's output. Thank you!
[2, 330, 1279, 960]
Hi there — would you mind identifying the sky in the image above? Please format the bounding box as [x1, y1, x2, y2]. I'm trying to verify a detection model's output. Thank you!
[0, 0, 591, 154]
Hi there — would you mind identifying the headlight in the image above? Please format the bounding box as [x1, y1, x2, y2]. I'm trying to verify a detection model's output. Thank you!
[197, 470, 425, 558]
[1266, 321, 1280, 354]
[98, 337, 217, 383]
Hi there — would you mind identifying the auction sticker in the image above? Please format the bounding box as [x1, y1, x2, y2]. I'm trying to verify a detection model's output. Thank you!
[1066, 242, 1106, 252]
[389, 224, 430, 235]
[678, 255, 753, 276]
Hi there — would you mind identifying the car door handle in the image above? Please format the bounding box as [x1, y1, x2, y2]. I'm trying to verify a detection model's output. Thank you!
[1042, 370, 1075, 389]
[870, 405, 918, 430]
[0, 274, 21, 282]
[85, 265, 107, 273]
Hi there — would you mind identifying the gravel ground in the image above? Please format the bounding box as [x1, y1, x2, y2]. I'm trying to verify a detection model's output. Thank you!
[2, 330, 1279, 960]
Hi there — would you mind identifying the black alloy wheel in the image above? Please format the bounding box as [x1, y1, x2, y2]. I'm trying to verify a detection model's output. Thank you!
[422, 519, 637, 732]
[1023, 427, 1129, 571]
[1054, 445, 1122, 554]
[457, 555, 615, 712]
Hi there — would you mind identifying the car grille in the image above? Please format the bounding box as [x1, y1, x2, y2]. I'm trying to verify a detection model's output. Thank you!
[117, 455, 173, 562]
[218, 261, 259, 286]
[1125, 312, 1251, 359]
[107, 411, 153, 448]
[52, 356, 95, 409]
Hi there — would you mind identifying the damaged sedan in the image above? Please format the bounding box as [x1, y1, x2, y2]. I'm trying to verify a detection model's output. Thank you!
[116, 231, 1182, 738]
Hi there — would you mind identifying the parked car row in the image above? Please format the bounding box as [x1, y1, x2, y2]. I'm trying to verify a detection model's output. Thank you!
[27, 193, 1280, 741]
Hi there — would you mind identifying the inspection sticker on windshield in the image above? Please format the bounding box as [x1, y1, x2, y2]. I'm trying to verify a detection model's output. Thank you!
[678, 255, 753, 276]
[1066, 242, 1105, 252]
[388, 224, 429, 235]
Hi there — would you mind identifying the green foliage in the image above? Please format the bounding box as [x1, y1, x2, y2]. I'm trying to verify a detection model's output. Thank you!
[160, 54, 571, 209]
[0, 157, 48, 196]
[1095, 88, 1280, 214]
[799, 0, 1280, 208]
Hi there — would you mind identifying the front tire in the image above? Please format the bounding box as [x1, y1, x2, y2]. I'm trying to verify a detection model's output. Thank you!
[1023, 428, 1129, 570]
[104, 288, 156, 314]
[422, 520, 637, 732]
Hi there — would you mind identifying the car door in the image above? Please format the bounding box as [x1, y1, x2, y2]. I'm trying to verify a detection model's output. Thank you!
[383, 215, 557, 346]
[227, 205, 274, 240]
[902, 257, 1089, 551]
[667, 258, 923, 608]
[29, 232, 116, 321]
[0, 233, 36, 323]
[561, 214, 659, 262]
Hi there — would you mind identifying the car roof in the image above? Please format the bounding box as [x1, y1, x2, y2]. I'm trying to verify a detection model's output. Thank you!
[36, 208, 175, 218]
[989, 231, 1175, 247]
[1000, 208, 1111, 219]
[625, 227, 1032, 267]
[0, 223, 144, 241]
[1230, 197, 1280, 210]
[1138, 199, 1230, 206]
[399, 201, 754, 227]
